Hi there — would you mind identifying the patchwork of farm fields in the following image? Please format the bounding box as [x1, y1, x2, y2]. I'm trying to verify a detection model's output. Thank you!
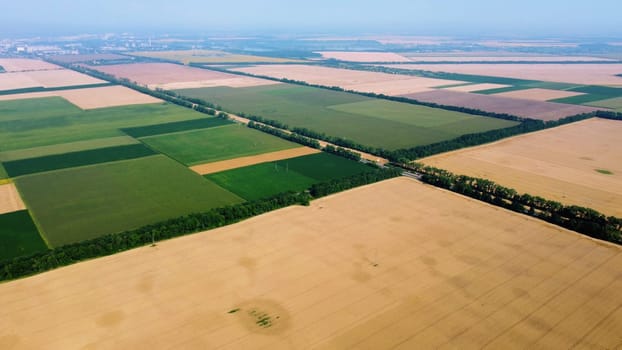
[130, 49, 300, 64]
[421, 118, 622, 217]
[175, 84, 517, 150]
[2, 178, 621, 349]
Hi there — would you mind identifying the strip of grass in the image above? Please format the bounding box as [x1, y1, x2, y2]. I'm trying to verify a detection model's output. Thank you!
[3, 144, 156, 177]
[122, 117, 233, 138]
[0, 136, 138, 162]
[206, 152, 374, 200]
[0, 97, 205, 151]
[175, 85, 516, 150]
[141, 124, 300, 165]
[0, 164, 7, 180]
[0, 210, 48, 261]
[16, 155, 244, 247]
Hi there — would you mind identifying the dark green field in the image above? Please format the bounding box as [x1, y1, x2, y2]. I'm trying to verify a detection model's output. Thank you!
[551, 85, 622, 105]
[16, 155, 244, 247]
[206, 152, 375, 200]
[141, 124, 300, 165]
[3, 144, 155, 177]
[0, 97, 205, 151]
[121, 117, 233, 138]
[0, 210, 48, 261]
[175, 84, 517, 150]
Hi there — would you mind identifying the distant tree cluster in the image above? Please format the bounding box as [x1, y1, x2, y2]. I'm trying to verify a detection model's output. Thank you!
[408, 163, 622, 245]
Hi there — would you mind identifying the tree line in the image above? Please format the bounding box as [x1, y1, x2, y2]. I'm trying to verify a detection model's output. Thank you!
[0, 167, 401, 282]
[407, 163, 622, 245]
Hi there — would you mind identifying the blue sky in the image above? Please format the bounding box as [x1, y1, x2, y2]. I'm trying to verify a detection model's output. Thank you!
[1, 0, 621, 37]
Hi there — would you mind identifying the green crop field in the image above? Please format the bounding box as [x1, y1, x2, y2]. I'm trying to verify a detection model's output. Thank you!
[175, 84, 517, 150]
[0, 164, 7, 180]
[0, 136, 138, 163]
[206, 152, 375, 200]
[0, 210, 48, 261]
[16, 155, 243, 247]
[3, 144, 155, 177]
[206, 162, 317, 201]
[141, 124, 300, 165]
[121, 117, 233, 138]
[0, 97, 205, 151]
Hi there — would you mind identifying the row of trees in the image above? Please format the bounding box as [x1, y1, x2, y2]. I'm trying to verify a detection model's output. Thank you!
[247, 121, 321, 149]
[408, 163, 622, 244]
[0, 166, 402, 282]
[595, 110, 622, 120]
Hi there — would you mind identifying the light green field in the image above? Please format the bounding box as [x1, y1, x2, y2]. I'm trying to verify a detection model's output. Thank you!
[141, 124, 300, 165]
[585, 96, 622, 110]
[176, 84, 517, 150]
[16, 155, 243, 247]
[0, 136, 138, 162]
[0, 97, 205, 151]
[0, 164, 7, 180]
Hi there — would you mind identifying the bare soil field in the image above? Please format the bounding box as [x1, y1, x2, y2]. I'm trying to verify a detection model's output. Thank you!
[49, 53, 129, 64]
[401, 90, 600, 121]
[494, 88, 586, 101]
[0, 183, 26, 215]
[421, 118, 622, 217]
[1, 177, 621, 349]
[403, 56, 616, 62]
[232, 64, 464, 96]
[0, 69, 105, 91]
[386, 63, 622, 86]
[0, 85, 162, 109]
[190, 147, 321, 175]
[316, 51, 411, 62]
[443, 83, 509, 92]
[91, 63, 276, 89]
[0, 58, 61, 72]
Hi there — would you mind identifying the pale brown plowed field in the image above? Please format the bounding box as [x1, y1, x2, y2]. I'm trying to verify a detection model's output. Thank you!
[0, 58, 61, 72]
[91, 63, 275, 88]
[1, 177, 621, 349]
[422, 118, 622, 217]
[386, 63, 622, 85]
[0, 69, 104, 91]
[190, 147, 321, 175]
[0, 183, 26, 215]
[232, 64, 465, 96]
[401, 90, 600, 121]
[404, 56, 615, 62]
[443, 83, 509, 92]
[0, 85, 161, 109]
[49, 53, 129, 64]
[316, 51, 411, 62]
[494, 88, 586, 101]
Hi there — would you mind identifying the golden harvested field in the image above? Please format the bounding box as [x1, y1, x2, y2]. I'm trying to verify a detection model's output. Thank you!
[494, 88, 586, 101]
[0, 69, 105, 91]
[404, 56, 614, 62]
[316, 51, 411, 62]
[443, 83, 509, 92]
[1, 177, 622, 349]
[232, 64, 465, 96]
[0, 183, 25, 215]
[386, 63, 622, 86]
[91, 63, 276, 89]
[190, 147, 321, 175]
[130, 50, 299, 64]
[422, 118, 622, 217]
[0, 85, 162, 109]
[0, 58, 61, 72]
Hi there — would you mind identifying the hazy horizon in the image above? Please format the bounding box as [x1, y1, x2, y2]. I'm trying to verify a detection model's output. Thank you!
[1, 0, 621, 38]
